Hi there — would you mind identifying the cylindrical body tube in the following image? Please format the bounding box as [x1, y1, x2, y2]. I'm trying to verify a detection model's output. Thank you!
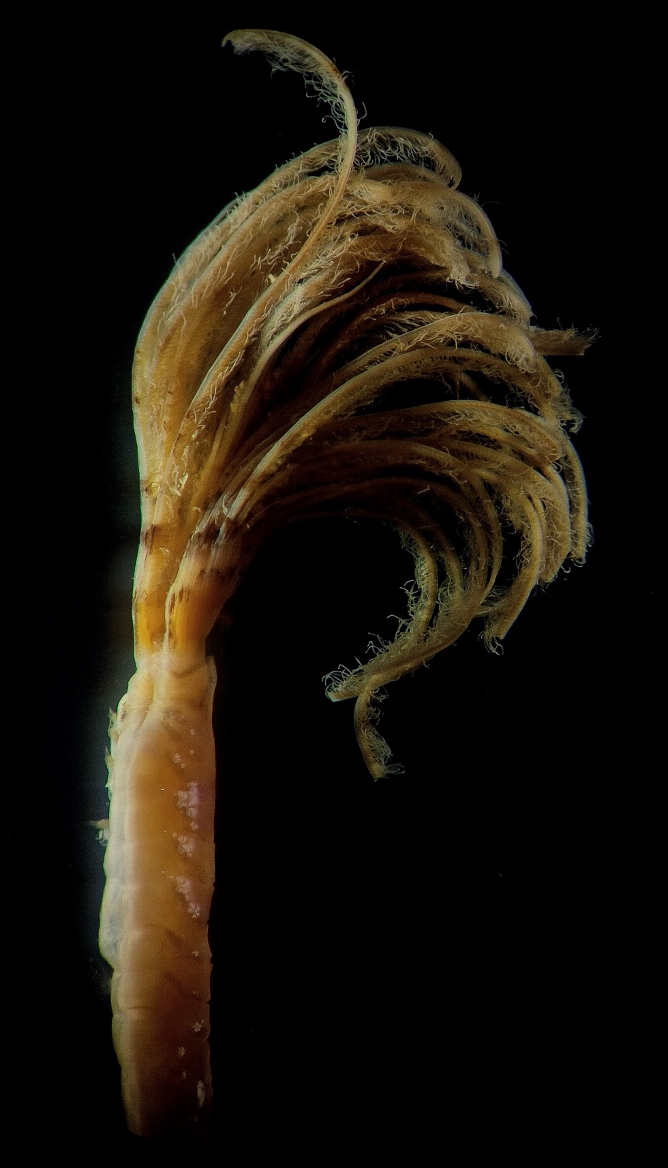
[99, 654, 217, 1136]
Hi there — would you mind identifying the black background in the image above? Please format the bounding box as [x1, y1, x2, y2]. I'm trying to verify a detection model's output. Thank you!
[18, 11, 654, 1166]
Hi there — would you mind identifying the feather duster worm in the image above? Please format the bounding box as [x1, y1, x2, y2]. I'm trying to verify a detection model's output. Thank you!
[99, 29, 589, 1138]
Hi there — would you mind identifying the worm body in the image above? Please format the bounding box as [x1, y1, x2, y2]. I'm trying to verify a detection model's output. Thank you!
[100, 657, 216, 1134]
[100, 29, 588, 1137]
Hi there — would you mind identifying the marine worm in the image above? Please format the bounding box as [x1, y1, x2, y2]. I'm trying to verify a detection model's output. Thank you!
[99, 28, 589, 1138]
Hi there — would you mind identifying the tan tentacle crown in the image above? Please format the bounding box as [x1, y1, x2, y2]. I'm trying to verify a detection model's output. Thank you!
[132, 26, 589, 776]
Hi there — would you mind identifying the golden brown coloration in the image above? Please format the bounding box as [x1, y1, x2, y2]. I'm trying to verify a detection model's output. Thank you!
[99, 29, 589, 1137]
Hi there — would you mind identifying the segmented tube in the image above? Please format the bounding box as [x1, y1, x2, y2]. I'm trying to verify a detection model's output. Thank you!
[99, 655, 216, 1136]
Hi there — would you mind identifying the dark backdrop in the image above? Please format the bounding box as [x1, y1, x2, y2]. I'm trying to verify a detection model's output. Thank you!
[19, 11, 653, 1166]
